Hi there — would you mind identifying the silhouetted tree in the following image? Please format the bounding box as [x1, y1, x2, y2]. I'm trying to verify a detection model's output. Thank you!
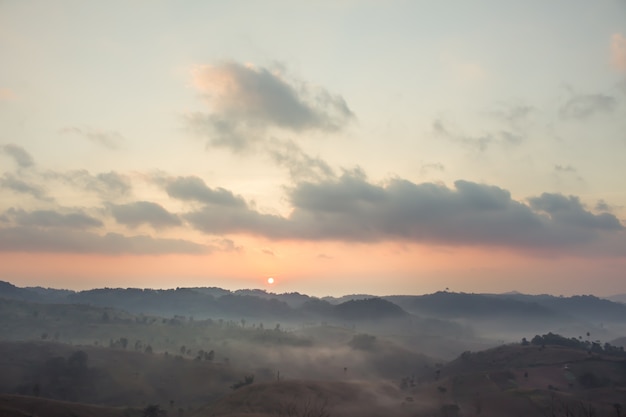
[231, 375, 254, 390]
[143, 404, 162, 417]
[67, 350, 88, 374]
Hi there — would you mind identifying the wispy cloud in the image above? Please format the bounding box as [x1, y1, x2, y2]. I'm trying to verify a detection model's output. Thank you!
[2, 143, 34, 168]
[559, 93, 617, 119]
[0, 173, 49, 201]
[50, 170, 132, 199]
[432, 119, 522, 151]
[419, 162, 445, 175]
[60, 126, 124, 150]
[266, 138, 335, 182]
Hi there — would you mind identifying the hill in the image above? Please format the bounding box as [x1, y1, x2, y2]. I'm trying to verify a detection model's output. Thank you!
[0, 340, 240, 408]
[188, 343, 626, 417]
[0, 394, 131, 417]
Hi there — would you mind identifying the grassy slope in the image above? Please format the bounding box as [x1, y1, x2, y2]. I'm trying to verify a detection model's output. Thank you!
[0, 394, 132, 417]
[0, 340, 240, 408]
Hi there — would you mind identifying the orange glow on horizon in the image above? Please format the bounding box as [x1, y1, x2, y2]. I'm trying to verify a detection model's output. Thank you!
[1, 240, 625, 297]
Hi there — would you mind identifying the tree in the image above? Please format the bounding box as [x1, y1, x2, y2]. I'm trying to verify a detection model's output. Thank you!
[231, 375, 254, 390]
[143, 404, 162, 417]
[278, 396, 330, 417]
[67, 350, 88, 374]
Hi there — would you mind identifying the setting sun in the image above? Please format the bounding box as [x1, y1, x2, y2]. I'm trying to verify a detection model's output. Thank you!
[267, 277, 275, 285]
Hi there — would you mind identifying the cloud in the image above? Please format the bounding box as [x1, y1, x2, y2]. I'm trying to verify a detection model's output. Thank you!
[490, 103, 534, 127]
[433, 118, 525, 151]
[180, 171, 624, 255]
[553, 164, 584, 182]
[6, 208, 102, 229]
[554, 164, 576, 173]
[261, 248, 276, 256]
[52, 169, 131, 198]
[109, 201, 181, 229]
[611, 33, 626, 72]
[60, 126, 124, 150]
[527, 193, 623, 231]
[188, 61, 354, 151]
[184, 203, 288, 237]
[162, 175, 246, 207]
[0, 173, 49, 200]
[0, 226, 206, 255]
[266, 138, 335, 181]
[419, 162, 445, 175]
[2, 144, 34, 168]
[559, 93, 617, 119]
[287, 174, 625, 248]
[595, 200, 612, 212]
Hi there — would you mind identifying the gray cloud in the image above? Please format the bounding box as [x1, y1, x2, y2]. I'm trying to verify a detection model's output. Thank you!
[595, 200, 612, 212]
[163, 176, 246, 207]
[184, 204, 288, 237]
[433, 119, 520, 151]
[419, 162, 445, 175]
[180, 172, 624, 254]
[109, 201, 181, 229]
[51, 169, 131, 198]
[188, 61, 354, 151]
[490, 103, 534, 127]
[554, 164, 576, 173]
[553, 164, 584, 182]
[0, 173, 49, 200]
[560, 93, 617, 119]
[0, 226, 205, 255]
[527, 193, 623, 231]
[60, 126, 124, 150]
[6, 208, 102, 229]
[2, 144, 34, 168]
[266, 138, 335, 181]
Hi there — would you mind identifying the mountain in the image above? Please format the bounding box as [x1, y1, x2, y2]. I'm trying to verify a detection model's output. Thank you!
[386, 292, 557, 319]
[0, 280, 42, 302]
[332, 297, 408, 320]
[607, 293, 626, 304]
[502, 293, 626, 322]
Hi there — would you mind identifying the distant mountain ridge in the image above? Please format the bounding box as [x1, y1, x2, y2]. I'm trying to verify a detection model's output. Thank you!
[1, 280, 626, 330]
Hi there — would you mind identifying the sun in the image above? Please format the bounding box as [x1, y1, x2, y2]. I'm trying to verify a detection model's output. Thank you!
[267, 277, 275, 285]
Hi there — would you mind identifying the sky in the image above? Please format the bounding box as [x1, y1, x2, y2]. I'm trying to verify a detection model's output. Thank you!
[1, 1, 625, 297]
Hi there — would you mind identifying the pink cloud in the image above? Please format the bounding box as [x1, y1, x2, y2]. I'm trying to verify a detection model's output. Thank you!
[611, 33, 626, 72]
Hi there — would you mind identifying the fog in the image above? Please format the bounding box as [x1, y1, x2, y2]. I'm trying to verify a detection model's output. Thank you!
[1, 281, 625, 416]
